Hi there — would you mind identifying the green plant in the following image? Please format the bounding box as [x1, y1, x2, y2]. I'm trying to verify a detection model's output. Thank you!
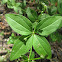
[45, 0, 62, 43]
[57, 0, 62, 15]
[7, 33, 19, 44]
[1, 0, 26, 14]
[5, 11, 62, 62]
[46, 0, 62, 15]
[50, 30, 62, 42]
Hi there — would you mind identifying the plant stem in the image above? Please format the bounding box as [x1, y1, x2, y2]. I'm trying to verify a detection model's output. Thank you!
[28, 46, 32, 62]
[25, 57, 42, 61]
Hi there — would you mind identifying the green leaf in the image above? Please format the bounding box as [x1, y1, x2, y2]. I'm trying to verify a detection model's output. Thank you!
[21, 55, 28, 60]
[58, 0, 62, 14]
[53, 15, 62, 29]
[1, 0, 8, 4]
[7, 33, 20, 44]
[50, 31, 62, 42]
[13, 6, 18, 13]
[30, 52, 35, 59]
[13, 3, 21, 13]
[32, 22, 38, 31]
[23, 0, 26, 7]
[47, 6, 57, 15]
[7, 36, 14, 44]
[16, 3, 21, 7]
[50, 0, 57, 5]
[26, 7, 38, 22]
[10, 35, 33, 60]
[38, 13, 50, 22]
[7, 4, 13, 9]
[0, 56, 4, 62]
[37, 16, 62, 36]
[33, 34, 52, 59]
[11, 0, 15, 5]
[5, 14, 32, 35]
[19, 8, 23, 15]
[51, 6, 57, 15]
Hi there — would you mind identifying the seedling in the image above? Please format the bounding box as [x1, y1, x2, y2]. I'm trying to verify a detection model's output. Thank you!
[5, 10, 62, 61]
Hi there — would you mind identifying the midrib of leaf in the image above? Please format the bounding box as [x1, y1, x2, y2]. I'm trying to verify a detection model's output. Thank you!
[37, 17, 50, 29]
[20, 18, 31, 31]
[39, 37, 51, 54]
[20, 15, 32, 27]
[43, 27, 57, 32]
[12, 37, 20, 49]
[41, 18, 62, 30]
[12, 41, 22, 50]
[32, 11, 36, 20]
[39, 17, 54, 29]
[9, 20, 31, 32]
[39, 28, 56, 35]
[18, 15, 31, 31]
[12, 44, 24, 59]
[29, 12, 35, 19]
[25, 35, 33, 51]
[34, 35, 47, 55]
[27, 8, 36, 21]
[7, 16, 31, 32]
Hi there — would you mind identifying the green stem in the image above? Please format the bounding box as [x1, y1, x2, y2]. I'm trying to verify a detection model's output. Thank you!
[25, 57, 42, 61]
[28, 46, 32, 62]
[24, 35, 31, 41]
